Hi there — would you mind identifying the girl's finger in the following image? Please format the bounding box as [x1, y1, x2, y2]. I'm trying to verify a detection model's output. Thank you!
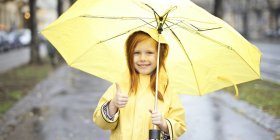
[119, 97, 128, 101]
[116, 83, 121, 93]
[118, 102, 127, 106]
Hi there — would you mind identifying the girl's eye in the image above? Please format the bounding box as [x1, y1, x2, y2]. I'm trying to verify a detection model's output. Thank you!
[134, 52, 140, 54]
[147, 51, 154, 54]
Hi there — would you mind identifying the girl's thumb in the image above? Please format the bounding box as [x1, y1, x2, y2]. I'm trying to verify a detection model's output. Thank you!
[116, 83, 121, 92]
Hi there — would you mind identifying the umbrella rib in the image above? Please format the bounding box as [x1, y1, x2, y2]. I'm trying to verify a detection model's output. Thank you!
[165, 20, 195, 32]
[80, 15, 154, 20]
[183, 22, 222, 32]
[173, 21, 229, 46]
[96, 20, 156, 44]
[166, 19, 222, 32]
[81, 15, 157, 31]
[163, 20, 184, 30]
[167, 20, 231, 48]
[164, 23, 202, 95]
[138, 18, 157, 28]
[168, 17, 217, 25]
[230, 49, 261, 78]
[178, 21, 260, 77]
[142, 3, 161, 17]
[70, 20, 157, 66]
[198, 27, 222, 31]
[166, 20, 261, 80]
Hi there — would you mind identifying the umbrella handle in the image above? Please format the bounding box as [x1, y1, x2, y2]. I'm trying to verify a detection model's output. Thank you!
[149, 129, 161, 140]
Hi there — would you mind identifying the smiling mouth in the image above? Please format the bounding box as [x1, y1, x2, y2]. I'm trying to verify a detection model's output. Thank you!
[137, 64, 150, 68]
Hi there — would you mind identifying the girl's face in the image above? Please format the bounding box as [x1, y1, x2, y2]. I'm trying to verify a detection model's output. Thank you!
[133, 38, 158, 75]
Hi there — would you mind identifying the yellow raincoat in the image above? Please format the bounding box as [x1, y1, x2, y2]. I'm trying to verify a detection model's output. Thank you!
[93, 74, 186, 140]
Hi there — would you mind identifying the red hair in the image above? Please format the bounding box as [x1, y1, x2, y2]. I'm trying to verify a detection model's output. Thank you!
[125, 31, 169, 101]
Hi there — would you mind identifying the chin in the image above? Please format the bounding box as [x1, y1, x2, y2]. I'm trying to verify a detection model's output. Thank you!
[142, 72, 151, 75]
[137, 69, 152, 75]
[139, 71, 150, 75]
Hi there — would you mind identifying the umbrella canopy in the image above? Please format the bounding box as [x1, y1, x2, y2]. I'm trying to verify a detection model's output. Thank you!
[42, 0, 261, 96]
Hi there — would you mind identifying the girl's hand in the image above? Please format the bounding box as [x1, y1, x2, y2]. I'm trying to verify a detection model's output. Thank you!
[149, 109, 168, 133]
[111, 83, 129, 109]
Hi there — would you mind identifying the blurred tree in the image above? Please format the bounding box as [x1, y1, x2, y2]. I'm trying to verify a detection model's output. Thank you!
[57, 0, 63, 16]
[29, 0, 41, 64]
[267, 0, 280, 37]
[47, 0, 64, 67]
[70, 0, 76, 5]
[250, 0, 269, 38]
[232, 0, 250, 38]
[250, 0, 266, 18]
[241, 0, 249, 38]
[213, 0, 223, 18]
[0, 0, 12, 3]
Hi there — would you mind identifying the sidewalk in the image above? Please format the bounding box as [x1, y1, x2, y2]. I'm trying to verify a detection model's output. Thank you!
[0, 44, 47, 74]
[0, 65, 110, 140]
[211, 91, 280, 135]
[251, 40, 280, 84]
[0, 65, 278, 140]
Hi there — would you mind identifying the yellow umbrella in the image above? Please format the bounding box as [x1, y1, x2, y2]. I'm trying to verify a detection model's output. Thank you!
[42, 0, 261, 96]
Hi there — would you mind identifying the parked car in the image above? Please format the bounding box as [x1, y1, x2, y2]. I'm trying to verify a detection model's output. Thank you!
[7, 29, 31, 49]
[265, 30, 280, 38]
[18, 29, 31, 46]
[0, 31, 9, 52]
[7, 31, 21, 49]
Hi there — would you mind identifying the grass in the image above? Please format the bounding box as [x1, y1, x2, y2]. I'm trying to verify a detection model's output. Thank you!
[224, 79, 280, 118]
[0, 58, 54, 116]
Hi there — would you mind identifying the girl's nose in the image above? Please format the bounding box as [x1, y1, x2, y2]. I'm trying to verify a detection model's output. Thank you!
[140, 54, 147, 61]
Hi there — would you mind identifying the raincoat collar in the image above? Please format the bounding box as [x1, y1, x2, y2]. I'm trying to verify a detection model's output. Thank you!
[139, 74, 151, 89]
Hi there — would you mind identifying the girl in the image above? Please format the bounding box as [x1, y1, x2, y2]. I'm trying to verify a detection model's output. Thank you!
[93, 30, 186, 140]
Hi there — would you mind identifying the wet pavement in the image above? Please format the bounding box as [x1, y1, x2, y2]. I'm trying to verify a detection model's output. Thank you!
[0, 65, 110, 140]
[0, 65, 278, 140]
[180, 94, 277, 140]
[252, 41, 280, 83]
[0, 44, 47, 74]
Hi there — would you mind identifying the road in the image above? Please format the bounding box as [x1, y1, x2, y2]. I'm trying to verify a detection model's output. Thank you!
[180, 94, 275, 140]
[252, 41, 280, 83]
[0, 45, 47, 74]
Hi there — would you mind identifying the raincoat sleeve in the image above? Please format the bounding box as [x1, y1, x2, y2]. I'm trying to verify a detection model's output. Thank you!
[165, 91, 187, 139]
[93, 84, 120, 130]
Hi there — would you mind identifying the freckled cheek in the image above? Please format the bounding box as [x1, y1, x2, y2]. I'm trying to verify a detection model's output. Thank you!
[133, 56, 138, 63]
[151, 56, 157, 63]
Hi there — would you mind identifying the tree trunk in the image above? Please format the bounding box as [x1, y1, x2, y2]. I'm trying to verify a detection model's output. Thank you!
[242, 11, 249, 38]
[29, 0, 41, 64]
[276, 8, 280, 35]
[241, 0, 249, 39]
[57, 0, 63, 16]
[266, 0, 280, 37]
[48, 0, 64, 66]
[70, 0, 76, 5]
[213, 0, 223, 18]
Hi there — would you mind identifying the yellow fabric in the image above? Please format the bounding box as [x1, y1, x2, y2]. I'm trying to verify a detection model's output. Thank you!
[42, 0, 261, 96]
[93, 74, 186, 140]
[218, 76, 239, 96]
